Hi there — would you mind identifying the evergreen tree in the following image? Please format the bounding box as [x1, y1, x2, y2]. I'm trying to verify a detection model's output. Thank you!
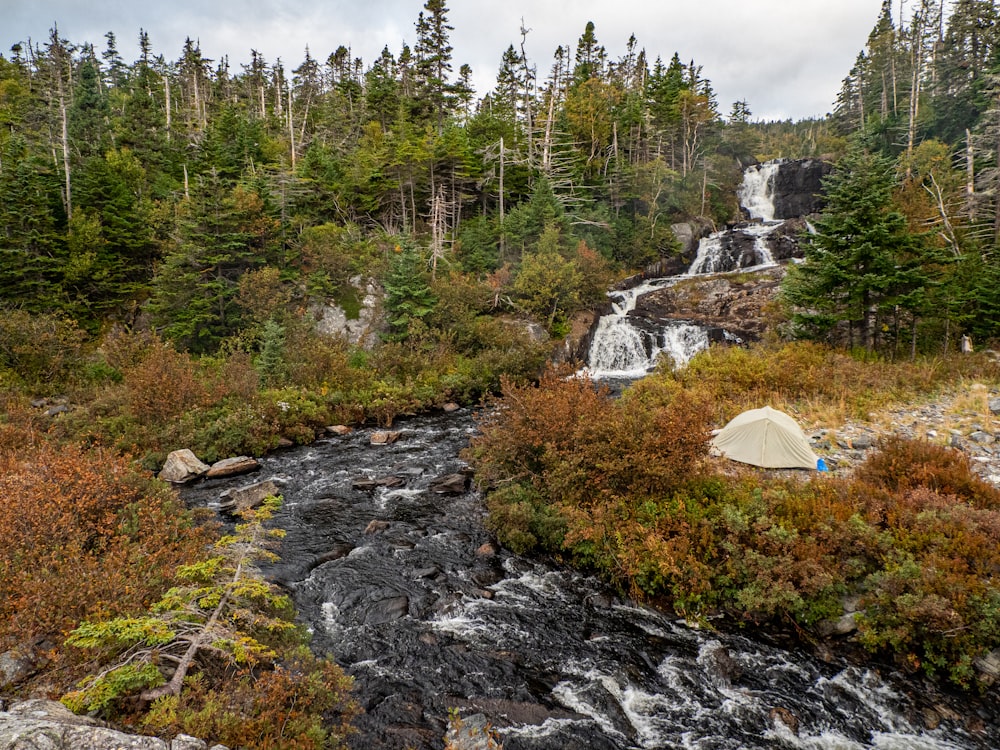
[383, 242, 437, 340]
[148, 176, 278, 353]
[782, 139, 922, 352]
[413, 0, 455, 129]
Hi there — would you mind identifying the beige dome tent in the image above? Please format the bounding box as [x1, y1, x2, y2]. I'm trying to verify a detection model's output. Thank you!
[710, 406, 819, 470]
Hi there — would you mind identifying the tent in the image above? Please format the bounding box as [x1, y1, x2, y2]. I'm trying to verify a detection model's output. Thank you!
[710, 406, 820, 470]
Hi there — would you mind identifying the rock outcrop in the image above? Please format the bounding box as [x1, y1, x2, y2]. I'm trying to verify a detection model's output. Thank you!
[0, 700, 228, 750]
[768, 159, 831, 220]
[310, 276, 382, 348]
[633, 266, 785, 342]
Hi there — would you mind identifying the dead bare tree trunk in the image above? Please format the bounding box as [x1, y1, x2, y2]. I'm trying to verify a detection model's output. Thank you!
[287, 80, 296, 170]
[967, 129, 976, 221]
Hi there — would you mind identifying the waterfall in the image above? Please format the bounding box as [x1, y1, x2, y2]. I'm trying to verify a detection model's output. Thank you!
[586, 318, 709, 378]
[584, 162, 791, 380]
[738, 160, 781, 221]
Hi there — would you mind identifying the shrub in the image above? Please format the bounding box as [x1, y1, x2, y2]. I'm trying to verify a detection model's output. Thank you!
[124, 343, 209, 424]
[142, 651, 358, 750]
[855, 436, 1000, 510]
[0, 309, 87, 391]
[0, 443, 212, 664]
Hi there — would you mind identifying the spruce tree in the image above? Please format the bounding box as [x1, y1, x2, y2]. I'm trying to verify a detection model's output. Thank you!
[782, 138, 922, 352]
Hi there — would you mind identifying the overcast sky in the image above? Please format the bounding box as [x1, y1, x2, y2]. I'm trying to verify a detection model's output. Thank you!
[3, 1, 890, 122]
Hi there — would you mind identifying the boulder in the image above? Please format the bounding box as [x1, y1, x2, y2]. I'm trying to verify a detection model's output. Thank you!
[815, 612, 858, 637]
[0, 649, 37, 689]
[205, 456, 260, 479]
[851, 434, 874, 450]
[371, 430, 401, 445]
[218, 479, 281, 514]
[974, 648, 1000, 685]
[158, 449, 210, 484]
[326, 424, 354, 436]
[988, 397, 1000, 415]
[352, 475, 406, 491]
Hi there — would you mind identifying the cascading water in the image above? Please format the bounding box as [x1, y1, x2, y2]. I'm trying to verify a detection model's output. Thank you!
[738, 161, 781, 222]
[180, 413, 998, 749]
[586, 278, 708, 377]
[585, 162, 785, 380]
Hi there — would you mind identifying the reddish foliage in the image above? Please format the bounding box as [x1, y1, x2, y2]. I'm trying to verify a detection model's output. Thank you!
[855, 435, 1000, 510]
[0, 443, 213, 655]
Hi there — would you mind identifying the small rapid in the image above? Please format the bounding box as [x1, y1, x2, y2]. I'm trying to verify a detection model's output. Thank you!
[180, 411, 993, 749]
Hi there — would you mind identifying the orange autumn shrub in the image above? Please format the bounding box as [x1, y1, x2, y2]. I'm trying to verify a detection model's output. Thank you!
[0, 442, 212, 665]
[854, 435, 1000, 510]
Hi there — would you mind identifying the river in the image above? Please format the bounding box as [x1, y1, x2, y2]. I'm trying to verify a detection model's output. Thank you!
[180, 408, 994, 750]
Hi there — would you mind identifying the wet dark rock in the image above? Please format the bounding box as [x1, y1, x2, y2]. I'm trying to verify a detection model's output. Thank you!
[305, 545, 354, 573]
[567, 682, 638, 744]
[353, 475, 407, 491]
[634, 266, 785, 342]
[768, 159, 831, 219]
[699, 642, 743, 687]
[471, 567, 504, 588]
[363, 595, 409, 624]
[430, 472, 468, 494]
[923, 707, 942, 730]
